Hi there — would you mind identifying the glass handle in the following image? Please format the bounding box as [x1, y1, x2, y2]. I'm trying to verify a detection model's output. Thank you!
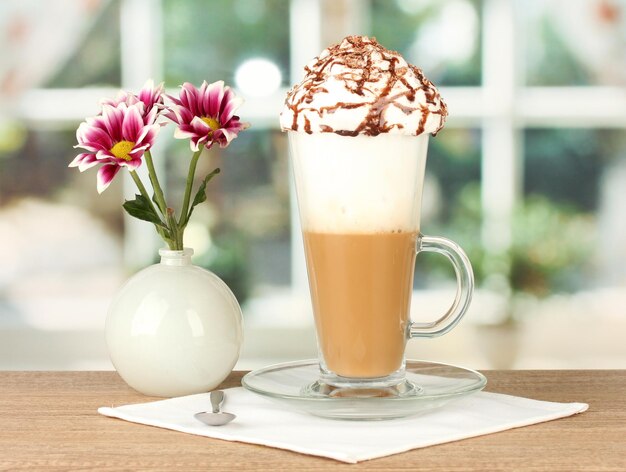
[409, 234, 474, 338]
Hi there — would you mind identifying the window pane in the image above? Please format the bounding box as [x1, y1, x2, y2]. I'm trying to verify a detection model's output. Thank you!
[370, 0, 482, 86]
[523, 0, 626, 86]
[416, 128, 482, 287]
[523, 128, 625, 290]
[0, 126, 124, 234]
[45, 1, 122, 88]
[524, 129, 606, 211]
[164, 129, 291, 303]
[163, 0, 290, 90]
[0, 125, 125, 362]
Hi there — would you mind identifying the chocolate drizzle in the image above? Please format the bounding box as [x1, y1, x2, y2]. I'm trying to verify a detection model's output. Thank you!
[281, 35, 448, 137]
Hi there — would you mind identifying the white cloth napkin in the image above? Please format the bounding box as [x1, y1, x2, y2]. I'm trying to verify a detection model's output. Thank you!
[98, 387, 587, 464]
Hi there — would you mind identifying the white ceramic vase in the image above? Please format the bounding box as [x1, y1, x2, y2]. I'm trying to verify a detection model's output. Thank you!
[105, 248, 243, 397]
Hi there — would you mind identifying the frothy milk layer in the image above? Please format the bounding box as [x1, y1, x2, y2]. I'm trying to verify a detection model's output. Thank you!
[289, 132, 428, 233]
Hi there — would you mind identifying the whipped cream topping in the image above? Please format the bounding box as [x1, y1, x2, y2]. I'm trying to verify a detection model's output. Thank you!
[280, 35, 447, 137]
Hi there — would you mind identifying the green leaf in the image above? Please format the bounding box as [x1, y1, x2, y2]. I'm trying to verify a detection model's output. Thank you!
[123, 194, 166, 227]
[185, 168, 220, 224]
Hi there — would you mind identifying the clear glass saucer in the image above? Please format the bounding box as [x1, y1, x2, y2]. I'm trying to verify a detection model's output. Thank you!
[242, 359, 487, 420]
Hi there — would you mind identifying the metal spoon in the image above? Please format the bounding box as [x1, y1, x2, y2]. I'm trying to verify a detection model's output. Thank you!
[194, 390, 236, 426]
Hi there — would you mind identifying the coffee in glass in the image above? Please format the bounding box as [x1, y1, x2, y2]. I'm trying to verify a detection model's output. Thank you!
[281, 36, 474, 391]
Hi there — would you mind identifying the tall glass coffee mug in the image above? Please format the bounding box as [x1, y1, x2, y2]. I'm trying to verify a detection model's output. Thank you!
[289, 132, 474, 391]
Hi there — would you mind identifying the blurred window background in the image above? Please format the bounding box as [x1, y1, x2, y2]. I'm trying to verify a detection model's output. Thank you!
[1, 0, 625, 370]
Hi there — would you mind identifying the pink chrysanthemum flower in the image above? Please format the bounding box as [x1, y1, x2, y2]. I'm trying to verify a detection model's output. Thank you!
[101, 79, 165, 125]
[70, 102, 160, 193]
[165, 81, 249, 151]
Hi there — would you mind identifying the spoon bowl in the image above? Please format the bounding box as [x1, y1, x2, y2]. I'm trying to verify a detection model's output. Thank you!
[194, 390, 236, 426]
[194, 410, 236, 426]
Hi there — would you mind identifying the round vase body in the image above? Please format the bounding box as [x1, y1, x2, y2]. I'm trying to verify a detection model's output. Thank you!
[106, 248, 243, 397]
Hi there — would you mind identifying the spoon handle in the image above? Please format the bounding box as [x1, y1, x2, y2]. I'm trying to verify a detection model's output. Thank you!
[210, 390, 225, 414]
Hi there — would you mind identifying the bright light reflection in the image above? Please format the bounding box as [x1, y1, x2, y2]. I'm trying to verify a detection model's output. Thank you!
[410, 0, 478, 70]
[396, 0, 435, 15]
[235, 58, 282, 97]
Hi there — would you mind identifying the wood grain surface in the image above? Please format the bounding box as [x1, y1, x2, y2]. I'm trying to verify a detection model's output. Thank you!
[0, 370, 624, 471]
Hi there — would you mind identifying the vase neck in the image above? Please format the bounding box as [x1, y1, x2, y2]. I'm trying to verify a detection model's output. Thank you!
[159, 248, 194, 266]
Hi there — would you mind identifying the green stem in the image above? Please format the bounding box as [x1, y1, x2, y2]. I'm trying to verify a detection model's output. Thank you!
[178, 148, 203, 227]
[166, 208, 183, 250]
[129, 170, 174, 249]
[130, 170, 159, 217]
[144, 150, 168, 217]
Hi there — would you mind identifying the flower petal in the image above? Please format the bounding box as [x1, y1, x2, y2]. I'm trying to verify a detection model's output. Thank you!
[189, 137, 201, 152]
[174, 127, 197, 140]
[100, 90, 131, 108]
[190, 115, 211, 132]
[166, 93, 183, 107]
[77, 122, 113, 150]
[96, 164, 121, 194]
[220, 95, 244, 123]
[179, 82, 200, 116]
[135, 122, 160, 147]
[122, 155, 143, 170]
[69, 152, 99, 171]
[99, 104, 125, 142]
[225, 116, 250, 133]
[137, 79, 165, 124]
[96, 149, 117, 161]
[122, 105, 144, 140]
[219, 128, 237, 143]
[207, 80, 225, 117]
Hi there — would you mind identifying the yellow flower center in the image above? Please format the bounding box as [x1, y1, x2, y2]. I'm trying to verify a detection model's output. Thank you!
[201, 116, 220, 131]
[110, 140, 136, 161]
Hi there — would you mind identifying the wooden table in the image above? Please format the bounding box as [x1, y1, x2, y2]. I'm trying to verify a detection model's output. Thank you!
[0, 371, 624, 471]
